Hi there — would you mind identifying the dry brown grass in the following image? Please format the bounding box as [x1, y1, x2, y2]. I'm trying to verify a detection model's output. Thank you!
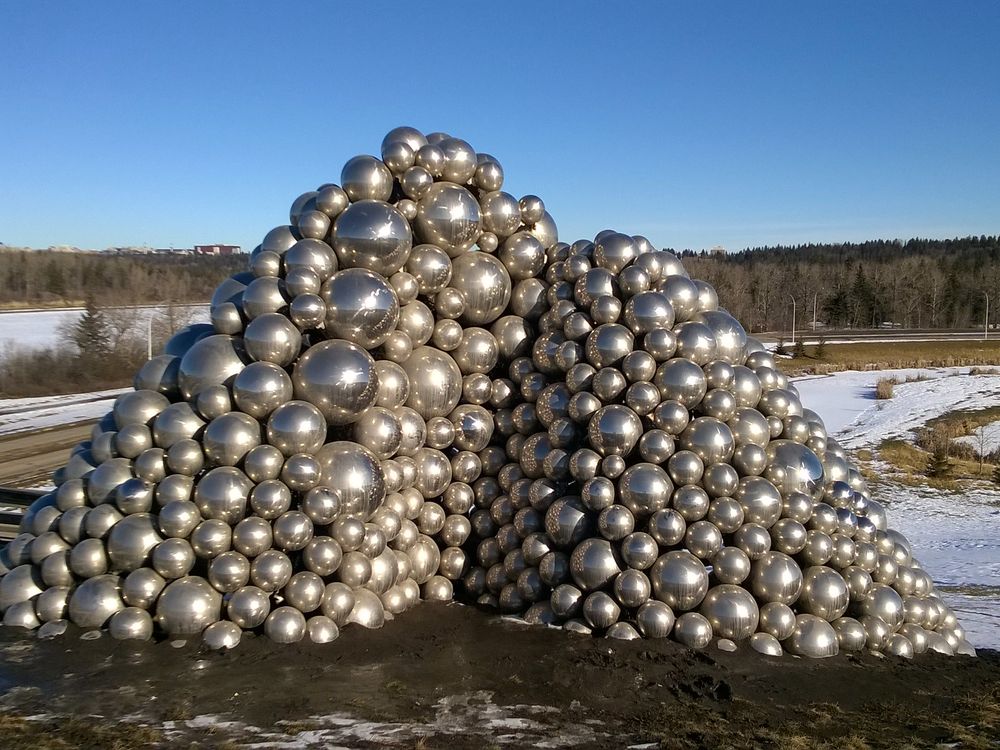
[776, 340, 1000, 375]
[874, 377, 896, 399]
[0, 712, 161, 750]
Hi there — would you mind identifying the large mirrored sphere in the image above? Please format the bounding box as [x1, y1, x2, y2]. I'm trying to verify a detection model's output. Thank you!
[321, 268, 400, 349]
[415, 182, 482, 256]
[332, 200, 413, 276]
[293, 340, 379, 425]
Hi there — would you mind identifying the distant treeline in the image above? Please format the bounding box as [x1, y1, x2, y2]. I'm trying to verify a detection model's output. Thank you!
[0, 250, 245, 307]
[679, 236, 1000, 332]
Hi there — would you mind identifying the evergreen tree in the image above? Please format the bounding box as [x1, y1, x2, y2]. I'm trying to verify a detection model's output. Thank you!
[927, 443, 951, 478]
[71, 299, 113, 361]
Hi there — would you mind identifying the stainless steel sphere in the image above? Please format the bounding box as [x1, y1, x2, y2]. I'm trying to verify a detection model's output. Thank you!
[416, 182, 482, 256]
[153, 402, 206, 449]
[202, 412, 261, 467]
[178, 334, 250, 401]
[201, 620, 242, 650]
[293, 339, 379, 425]
[69, 538, 108, 578]
[750, 551, 803, 604]
[685, 520, 723, 560]
[134, 354, 181, 397]
[449, 252, 512, 325]
[226, 585, 271, 629]
[0, 564, 45, 613]
[653, 358, 708, 408]
[650, 550, 709, 611]
[831, 616, 869, 652]
[648, 508, 687, 546]
[272, 511, 314, 552]
[401, 346, 462, 419]
[341, 155, 392, 202]
[480, 190, 521, 238]
[583, 590, 621, 630]
[264, 605, 308, 643]
[700, 584, 759, 640]
[666, 450, 703, 486]
[764, 440, 825, 499]
[751, 632, 784, 656]
[759, 601, 797, 640]
[266, 400, 327, 456]
[569, 538, 622, 591]
[587, 405, 642, 457]
[347, 589, 386, 629]
[315, 441, 386, 520]
[280, 570, 324, 614]
[798, 566, 850, 621]
[68, 574, 124, 628]
[152, 538, 196, 579]
[121, 568, 166, 610]
[33, 585, 70, 623]
[85, 457, 133, 505]
[693, 310, 747, 365]
[106, 607, 153, 640]
[617, 462, 672, 519]
[613, 569, 652, 608]
[331, 200, 412, 276]
[617, 532, 657, 572]
[734, 476, 783, 528]
[787, 614, 839, 658]
[674, 612, 713, 649]
[207, 551, 251, 593]
[242, 313, 301, 367]
[860, 583, 905, 629]
[711, 546, 752, 584]
[321, 268, 400, 348]
[680, 417, 736, 465]
[106, 513, 162, 572]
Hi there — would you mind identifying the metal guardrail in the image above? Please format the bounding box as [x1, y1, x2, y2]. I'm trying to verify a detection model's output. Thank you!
[0, 487, 45, 542]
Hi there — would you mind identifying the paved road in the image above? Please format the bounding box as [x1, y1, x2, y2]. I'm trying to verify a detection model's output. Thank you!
[0, 421, 94, 488]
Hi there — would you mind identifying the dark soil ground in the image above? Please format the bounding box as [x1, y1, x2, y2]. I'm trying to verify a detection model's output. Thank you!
[0, 602, 997, 749]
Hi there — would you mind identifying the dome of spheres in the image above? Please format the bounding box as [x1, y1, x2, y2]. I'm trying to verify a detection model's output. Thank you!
[0, 126, 975, 660]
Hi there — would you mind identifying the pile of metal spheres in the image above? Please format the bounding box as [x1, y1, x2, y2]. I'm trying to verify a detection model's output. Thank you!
[0, 127, 975, 658]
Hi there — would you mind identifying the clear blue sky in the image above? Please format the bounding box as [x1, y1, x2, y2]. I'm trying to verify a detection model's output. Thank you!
[2, 1, 998, 254]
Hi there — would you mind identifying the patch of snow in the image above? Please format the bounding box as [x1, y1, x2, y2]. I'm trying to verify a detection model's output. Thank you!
[952, 421, 1000, 455]
[796, 366, 1000, 649]
[162, 694, 605, 748]
[795, 367, 1000, 448]
[0, 304, 207, 351]
[0, 388, 125, 436]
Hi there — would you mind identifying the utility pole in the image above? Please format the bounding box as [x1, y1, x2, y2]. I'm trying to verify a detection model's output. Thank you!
[813, 292, 818, 332]
[984, 292, 990, 342]
[789, 294, 797, 345]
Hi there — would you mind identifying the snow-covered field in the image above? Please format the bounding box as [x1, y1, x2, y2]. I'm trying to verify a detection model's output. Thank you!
[797, 367, 1000, 649]
[0, 304, 208, 351]
[0, 389, 124, 436]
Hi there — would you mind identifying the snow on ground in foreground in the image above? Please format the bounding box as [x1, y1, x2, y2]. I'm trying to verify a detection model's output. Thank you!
[0, 304, 208, 351]
[796, 367, 1000, 649]
[0, 389, 124, 436]
[887, 483, 1000, 650]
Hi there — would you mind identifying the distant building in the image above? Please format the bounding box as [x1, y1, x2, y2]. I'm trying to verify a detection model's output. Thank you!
[709, 245, 727, 256]
[194, 244, 241, 256]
